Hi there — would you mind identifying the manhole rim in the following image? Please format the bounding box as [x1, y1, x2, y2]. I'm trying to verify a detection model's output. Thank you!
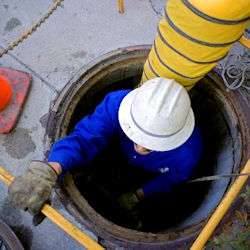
[45, 45, 249, 248]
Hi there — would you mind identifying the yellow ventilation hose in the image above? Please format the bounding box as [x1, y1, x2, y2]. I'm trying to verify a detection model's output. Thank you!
[139, 0, 250, 90]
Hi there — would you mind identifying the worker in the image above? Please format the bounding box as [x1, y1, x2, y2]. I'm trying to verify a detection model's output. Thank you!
[8, 77, 202, 218]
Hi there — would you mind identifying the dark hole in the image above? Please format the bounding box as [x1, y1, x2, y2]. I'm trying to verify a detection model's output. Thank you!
[68, 75, 230, 232]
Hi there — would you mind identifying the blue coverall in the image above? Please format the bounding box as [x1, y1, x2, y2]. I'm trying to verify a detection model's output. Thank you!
[48, 90, 203, 196]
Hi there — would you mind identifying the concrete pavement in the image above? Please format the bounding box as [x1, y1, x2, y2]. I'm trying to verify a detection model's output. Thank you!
[0, 0, 249, 249]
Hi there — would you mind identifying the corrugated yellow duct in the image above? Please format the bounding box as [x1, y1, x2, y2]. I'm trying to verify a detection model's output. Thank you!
[139, 0, 250, 90]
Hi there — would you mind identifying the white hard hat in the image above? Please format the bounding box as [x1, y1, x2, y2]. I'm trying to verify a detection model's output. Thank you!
[118, 77, 195, 151]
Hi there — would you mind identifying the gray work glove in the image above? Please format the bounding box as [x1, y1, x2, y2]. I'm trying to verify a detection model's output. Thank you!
[8, 161, 58, 216]
[117, 191, 140, 212]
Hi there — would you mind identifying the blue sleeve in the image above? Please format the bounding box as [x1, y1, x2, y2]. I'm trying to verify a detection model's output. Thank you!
[47, 92, 120, 175]
[142, 156, 197, 196]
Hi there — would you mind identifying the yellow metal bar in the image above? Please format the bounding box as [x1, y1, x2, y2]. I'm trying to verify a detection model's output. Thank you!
[0, 166, 104, 250]
[239, 36, 250, 49]
[118, 0, 124, 13]
[190, 159, 250, 250]
[42, 204, 104, 250]
[0, 166, 14, 184]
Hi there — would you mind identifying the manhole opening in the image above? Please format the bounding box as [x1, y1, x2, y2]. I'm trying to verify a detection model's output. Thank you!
[49, 47, 245, 247]
[65, 75, 234, 233]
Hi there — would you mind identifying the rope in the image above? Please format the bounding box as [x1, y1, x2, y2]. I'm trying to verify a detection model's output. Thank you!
[0, 0, 63, 58]
[221, 53, 250, 91]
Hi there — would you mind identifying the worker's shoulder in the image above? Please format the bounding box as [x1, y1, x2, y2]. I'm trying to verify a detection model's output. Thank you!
[104, 89, 131, 103]
[191, 126, 202, 143]
[106, 89, 131, 98]
[182, 126, 203, 161]
[183, 126, 202, 149]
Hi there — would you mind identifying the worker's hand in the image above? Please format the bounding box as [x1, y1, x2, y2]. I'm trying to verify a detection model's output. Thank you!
[116, 191, 140, 212]
[8, 161, 58, 215]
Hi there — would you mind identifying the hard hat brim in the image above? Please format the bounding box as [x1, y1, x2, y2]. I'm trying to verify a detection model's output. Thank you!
[118, 89, 195, 151]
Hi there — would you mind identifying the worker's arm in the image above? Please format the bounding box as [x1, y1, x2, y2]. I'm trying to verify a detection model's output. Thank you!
[135, 188, 145, 200]
[47, 91, 129, 176]
[116, 164, 195, 212]
[47, 161, 62, 175]
[141, 156, 198, 196]
[116, 167, 194, 212]
[141, 126, 202, 196]
[8, 90, 129, 217]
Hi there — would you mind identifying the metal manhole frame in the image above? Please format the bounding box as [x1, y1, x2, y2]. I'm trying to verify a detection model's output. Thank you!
[45, 45, 250, 249]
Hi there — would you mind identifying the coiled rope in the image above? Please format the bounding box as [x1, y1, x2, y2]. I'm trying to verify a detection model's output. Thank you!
[221, 53, 250, 91]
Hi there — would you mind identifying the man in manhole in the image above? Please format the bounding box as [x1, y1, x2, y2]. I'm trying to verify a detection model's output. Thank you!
[8, 77, 202, 229]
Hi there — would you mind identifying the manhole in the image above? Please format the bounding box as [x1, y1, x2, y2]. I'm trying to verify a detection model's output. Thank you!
[0, 219, 24, 250]
[46, 45, 250, 249]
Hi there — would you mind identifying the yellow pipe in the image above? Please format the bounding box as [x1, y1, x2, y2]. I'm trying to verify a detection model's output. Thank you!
[0, 165, 104, 250]
[239, 35, 250, 49]
[190, 159, 250, 250]
[140, 0, 250, 90]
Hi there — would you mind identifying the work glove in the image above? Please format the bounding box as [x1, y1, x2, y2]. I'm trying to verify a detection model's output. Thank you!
[117, 192, 143, 230]
[116, 191, 140, 212]
[8, 161, 58, 216]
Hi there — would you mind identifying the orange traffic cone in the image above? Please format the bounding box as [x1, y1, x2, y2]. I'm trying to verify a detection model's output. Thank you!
[0, 67, 31, 133]
[0, 75, 12, 111]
